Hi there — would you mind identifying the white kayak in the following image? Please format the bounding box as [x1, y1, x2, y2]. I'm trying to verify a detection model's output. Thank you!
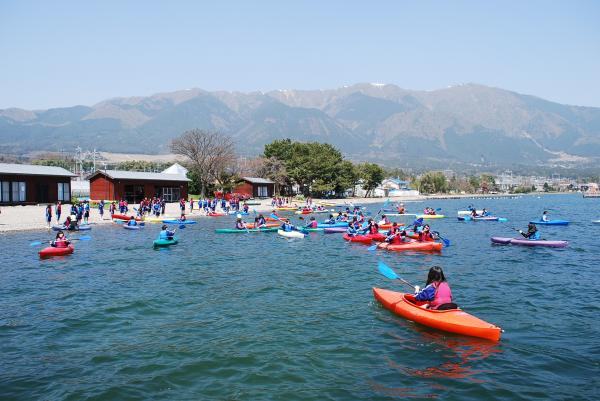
[593, 220, 600, 224]
[277, 229, 306, 239]
[458, 210, 484, 216]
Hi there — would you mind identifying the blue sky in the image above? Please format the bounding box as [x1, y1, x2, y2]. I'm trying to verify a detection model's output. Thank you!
[1, 0, 599, 109]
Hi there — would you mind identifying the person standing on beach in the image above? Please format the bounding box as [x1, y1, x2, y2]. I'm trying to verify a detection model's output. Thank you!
[83, 201, 90, 224]
[45, 204, 52, 227]
[55, 201, 61, 222]
[98, 200, 105, 219]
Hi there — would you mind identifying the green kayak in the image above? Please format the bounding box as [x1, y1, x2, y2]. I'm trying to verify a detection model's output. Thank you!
[153, 236, 179, 247]
[215, 227, 278, 233]
[302, 228, 323, 232]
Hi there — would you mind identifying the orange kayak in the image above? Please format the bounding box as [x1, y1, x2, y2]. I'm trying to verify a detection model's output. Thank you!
[378, 223, 404, 230]
[377, 240, 443, 252]
[373, 288, 501, 341]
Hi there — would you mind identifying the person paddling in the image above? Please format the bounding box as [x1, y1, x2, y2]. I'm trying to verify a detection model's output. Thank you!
[280, 218, 297, 232]
[325, 214, 336, 224]
[414, 266, 453, 310]
[366, 218, 379, 234]
[159, 225, 175, 240]
[127, 216, 138, 227]
[378, 214, 391, 225]
[304, 216, 318, 229]
[418, 224, 435, 242]
[541, 210, 549, 222]
[256, 214, 267, 228]
[235, 215, 248, 230]
[51, 231, 70, 248]
[520, 223, 540, 240]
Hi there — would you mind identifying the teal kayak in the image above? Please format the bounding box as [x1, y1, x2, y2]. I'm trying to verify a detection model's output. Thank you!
[529, 220, 569, 226]
[153, 237, 179, 247]
[215, 227, 278, 233]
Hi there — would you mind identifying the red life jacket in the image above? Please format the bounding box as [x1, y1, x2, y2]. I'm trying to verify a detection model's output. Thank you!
[430, 282, 452, 309]
[54, 239, 68, 248]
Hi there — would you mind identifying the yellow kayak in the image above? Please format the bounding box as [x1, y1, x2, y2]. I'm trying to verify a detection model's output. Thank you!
[276, 207, 298, 211]
[144, 216, 178, 223]
[416, 214, 445, 219]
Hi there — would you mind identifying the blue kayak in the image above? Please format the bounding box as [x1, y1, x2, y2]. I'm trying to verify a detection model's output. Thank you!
[529, 220, 569, 226]
[162, 220, 197, 225]
[317, 222, 349, 228]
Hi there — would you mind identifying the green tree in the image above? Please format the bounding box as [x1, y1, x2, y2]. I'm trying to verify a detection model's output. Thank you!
[415, 171, 448, 194]
[116, 160, 171, 172]
[359, 163, 385, 197]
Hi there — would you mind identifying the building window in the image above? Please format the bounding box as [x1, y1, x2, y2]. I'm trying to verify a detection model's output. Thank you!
[160, 187, 181, 202]
[11, 181, 26, 202]
[58, 182, 70, 201]
[257, 185, 268, 197]
[0, 181, 9, 202]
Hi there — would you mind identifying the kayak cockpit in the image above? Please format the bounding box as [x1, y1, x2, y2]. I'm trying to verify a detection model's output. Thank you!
[403, 294, 459, 312]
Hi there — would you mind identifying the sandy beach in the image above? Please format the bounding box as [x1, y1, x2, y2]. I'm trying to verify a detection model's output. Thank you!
[0, 193, 528, 233]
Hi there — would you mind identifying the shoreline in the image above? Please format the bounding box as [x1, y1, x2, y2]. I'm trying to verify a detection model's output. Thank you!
[0, 192, 568, 234]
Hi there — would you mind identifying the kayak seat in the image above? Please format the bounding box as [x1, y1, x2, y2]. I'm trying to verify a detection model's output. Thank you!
[436, 303, 459, 311]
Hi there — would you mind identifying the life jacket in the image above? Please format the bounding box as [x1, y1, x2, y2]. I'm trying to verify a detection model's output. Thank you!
[369, 225, 378, 234]
[236, 222, 245, 229]
[308, 221, 318, 228]
[429, 282, 452, 310]
[128, 220, 137, 226]
[159, 230, 170, 239]
[54, 238, 68, 248]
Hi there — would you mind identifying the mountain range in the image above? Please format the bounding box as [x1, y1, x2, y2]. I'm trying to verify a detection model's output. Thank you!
[1, 83, 599, 168]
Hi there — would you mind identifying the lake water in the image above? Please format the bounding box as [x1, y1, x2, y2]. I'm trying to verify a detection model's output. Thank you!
[1, 194, 598, 400]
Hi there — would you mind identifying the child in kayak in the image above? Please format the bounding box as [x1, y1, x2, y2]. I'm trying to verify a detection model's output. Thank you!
[366, 218, 379, 234]
[127, 216, 138, 227]
[385, 222, 405, 244]
[418, 224, 435, 242]
[280, 219, 296, 232]
[304, 216, 318, 229]
[520, 223, 540, 240]
[51, 231, 70, 248]
[414, 266, 454, 310]
[325, 214, 336, 224]
[159, 225, 175, 239]
[397, 203, 406, 214]
[235, 217, 248, 230]
[256, 214, 267, 228]
[378, 214, 391, 225]
[541, 211, 549, 222]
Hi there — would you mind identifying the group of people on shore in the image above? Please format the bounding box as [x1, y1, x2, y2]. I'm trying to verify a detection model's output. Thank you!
[45, 201, 91, 229]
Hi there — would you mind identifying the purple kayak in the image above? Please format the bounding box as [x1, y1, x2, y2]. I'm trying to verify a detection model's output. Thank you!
[491, 237, 568, 248]
[324, 227, 347, 234]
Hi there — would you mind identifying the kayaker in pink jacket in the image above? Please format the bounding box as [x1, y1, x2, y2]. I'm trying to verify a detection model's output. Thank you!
[414, 266, 453, 310]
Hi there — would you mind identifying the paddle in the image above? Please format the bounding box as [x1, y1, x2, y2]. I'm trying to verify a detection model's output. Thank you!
[30, 235, 92, 246]
[432, 231, 450, 247]
[377, 261, 417, 289]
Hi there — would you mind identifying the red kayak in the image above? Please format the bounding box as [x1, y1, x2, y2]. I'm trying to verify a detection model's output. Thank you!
[377, 240, 443, 252]
[208, 212, 227, 217]
[343, 233, 373, 244]
[39, 245, 74, 258]
[112, 214, 142, 221]
[343, 233, 387, 244]
[373, 288, 502, 341]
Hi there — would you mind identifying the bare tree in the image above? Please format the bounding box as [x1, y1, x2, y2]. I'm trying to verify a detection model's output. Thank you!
[255, 156, 289, 195]
[170, 129, 236, 196]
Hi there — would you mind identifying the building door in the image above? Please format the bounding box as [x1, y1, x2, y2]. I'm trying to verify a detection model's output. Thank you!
[257, 185, 268, 197]
[124, 185, 145, 203]
[36, 184, 49, 203]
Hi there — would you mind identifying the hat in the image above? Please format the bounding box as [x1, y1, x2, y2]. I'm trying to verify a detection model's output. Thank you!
[236, 213, 242, 219]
